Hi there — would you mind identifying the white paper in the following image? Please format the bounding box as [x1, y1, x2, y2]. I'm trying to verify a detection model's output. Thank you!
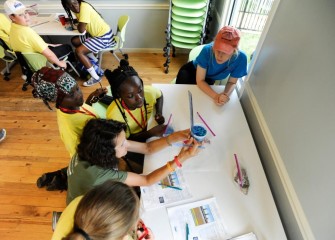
[140, 169, 192, 210]
[228, 232, 258, 240]
[167, 197, 228, 240]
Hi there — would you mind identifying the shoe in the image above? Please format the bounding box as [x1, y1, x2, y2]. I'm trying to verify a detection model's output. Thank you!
[0, 129, 6, 142]
[46, 172, 67, 191]
[36, 171, 60, 188]
[83, 76, 102, 87]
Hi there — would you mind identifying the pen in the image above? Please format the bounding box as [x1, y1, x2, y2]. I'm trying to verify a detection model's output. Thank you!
[158, 183, 182, 190]
[186, 223, 189, 240]
[234, 153, 243, 188]
[197, 112, 216, 136]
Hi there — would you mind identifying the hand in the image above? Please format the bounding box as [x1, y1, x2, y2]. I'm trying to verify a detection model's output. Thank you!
[170, 129, 190, 142]
[178, 137, 201, 162]
[214, 93, 229, 106]
[155, 114, 165, 125]
[58, 60, 67, 69]
[87, 87, 108, 104]
[136, 220, 155, 240]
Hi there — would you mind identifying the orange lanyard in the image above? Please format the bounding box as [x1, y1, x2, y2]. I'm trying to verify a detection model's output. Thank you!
[122, 100, 147, 130]
[59, 106, 97, 118]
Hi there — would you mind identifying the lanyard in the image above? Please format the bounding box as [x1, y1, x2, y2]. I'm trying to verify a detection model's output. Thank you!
[121, 100, 147, 130]
[59, 106, 97, 118]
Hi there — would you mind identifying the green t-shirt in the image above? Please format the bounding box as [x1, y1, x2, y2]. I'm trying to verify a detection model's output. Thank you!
[67, 154, 127, 205]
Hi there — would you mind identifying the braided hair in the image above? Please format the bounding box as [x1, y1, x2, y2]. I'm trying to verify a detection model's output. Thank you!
[61, 0, 103, 27]
[104, 60, 147, 135]
[104, 59, 143, 98]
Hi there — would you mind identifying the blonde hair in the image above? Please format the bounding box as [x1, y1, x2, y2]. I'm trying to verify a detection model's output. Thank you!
[64, 180, 140, 240]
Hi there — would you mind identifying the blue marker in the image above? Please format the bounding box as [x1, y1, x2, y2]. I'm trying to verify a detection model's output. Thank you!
[186, 223, 189, 240]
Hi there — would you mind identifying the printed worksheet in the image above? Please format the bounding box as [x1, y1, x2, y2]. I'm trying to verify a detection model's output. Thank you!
[229, 232, 258, 240]
[167, 197, 228, 240]
[140, 169, 192, 210]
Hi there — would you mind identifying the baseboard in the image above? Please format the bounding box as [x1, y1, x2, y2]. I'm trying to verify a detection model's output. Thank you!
[241, 82, 315, 240]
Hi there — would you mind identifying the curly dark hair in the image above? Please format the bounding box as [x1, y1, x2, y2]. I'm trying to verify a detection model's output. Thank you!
[77, 119, 127, 169]
[104, 59, 144, 98]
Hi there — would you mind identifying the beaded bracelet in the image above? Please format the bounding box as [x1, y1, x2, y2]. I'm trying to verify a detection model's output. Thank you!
[174, 156, 182, 168]
[166, 161, 174, 172]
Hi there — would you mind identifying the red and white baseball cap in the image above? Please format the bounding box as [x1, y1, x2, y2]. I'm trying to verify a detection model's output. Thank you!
[213, 26, 241, 55]
[4, 0, 27, 15]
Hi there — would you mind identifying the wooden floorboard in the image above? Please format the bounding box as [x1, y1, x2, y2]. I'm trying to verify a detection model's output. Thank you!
[0, 51, 188, 239]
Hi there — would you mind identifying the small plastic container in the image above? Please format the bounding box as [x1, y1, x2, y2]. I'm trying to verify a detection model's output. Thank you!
[191, 123, 207, 142]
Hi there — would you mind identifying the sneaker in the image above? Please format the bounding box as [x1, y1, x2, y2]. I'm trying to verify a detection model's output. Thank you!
[83, 76, 102, 87]
[0, 129, 6, 142]
[36, 171, 59, 188]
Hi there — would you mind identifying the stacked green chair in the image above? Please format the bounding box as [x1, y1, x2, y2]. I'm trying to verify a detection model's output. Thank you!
[163, 0, 212, 73]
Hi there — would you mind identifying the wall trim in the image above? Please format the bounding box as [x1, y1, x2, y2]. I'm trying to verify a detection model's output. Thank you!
[0, 3, 169, 11]
[244, 82, 315, 240]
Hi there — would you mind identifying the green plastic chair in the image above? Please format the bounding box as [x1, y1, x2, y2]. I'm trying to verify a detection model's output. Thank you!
[97, 15, 130, 69]
[172, 6, 206, 18]
[172, 0, 208, 9]
[22, 52, 80, 76]
[22, 52, 48, 71]
[171, 27, 201, 38]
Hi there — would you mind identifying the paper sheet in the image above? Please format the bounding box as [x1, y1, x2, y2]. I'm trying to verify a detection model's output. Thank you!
[140, 169, 192, 210]
[228, 232, 258, 240]
[167, 197, 228, 240]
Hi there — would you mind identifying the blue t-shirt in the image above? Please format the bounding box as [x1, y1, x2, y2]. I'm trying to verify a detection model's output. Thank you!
[193, 42, 248, 81]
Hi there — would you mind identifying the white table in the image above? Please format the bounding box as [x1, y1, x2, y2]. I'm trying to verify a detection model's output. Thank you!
[30, 13, 82, 36]
[141, 84, 287, 240]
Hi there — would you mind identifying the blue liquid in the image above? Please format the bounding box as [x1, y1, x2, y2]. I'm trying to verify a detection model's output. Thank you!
[192, 125, 207, 136]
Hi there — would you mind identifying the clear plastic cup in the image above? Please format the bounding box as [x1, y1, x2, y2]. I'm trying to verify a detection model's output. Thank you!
[191, 123, 207, 142]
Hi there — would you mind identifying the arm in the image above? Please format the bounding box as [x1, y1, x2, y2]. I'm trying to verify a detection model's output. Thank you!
[195, 65, 221, 102]
[41, 48, 67, 69]
[77, 22, 87, 33]
[154, 94, 165, 125]
[217, 77, 238, 105]
[127, 129, 190, 155]
[124, 138, 200, 186]
[128, 125, 167, 142]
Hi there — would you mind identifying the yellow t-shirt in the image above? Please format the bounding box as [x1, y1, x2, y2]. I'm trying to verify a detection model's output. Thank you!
[0, 13, 11, 47]
[52, 195, 135, 240]
[9, 23, 48, 53]
[75, 2, 110, 37]
[106, 86, 162, 138]
[57, 104, 99, 158]
[51, 196, 82, 240]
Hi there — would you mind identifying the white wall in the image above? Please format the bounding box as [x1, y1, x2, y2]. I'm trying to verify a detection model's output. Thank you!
[241, 0, 335, 239]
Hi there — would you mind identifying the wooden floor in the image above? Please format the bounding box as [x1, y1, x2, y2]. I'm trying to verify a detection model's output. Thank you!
[0, 52, 188, 240]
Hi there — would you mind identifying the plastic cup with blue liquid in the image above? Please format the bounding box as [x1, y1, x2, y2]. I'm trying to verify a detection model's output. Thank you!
[191, 123, 207, 142]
